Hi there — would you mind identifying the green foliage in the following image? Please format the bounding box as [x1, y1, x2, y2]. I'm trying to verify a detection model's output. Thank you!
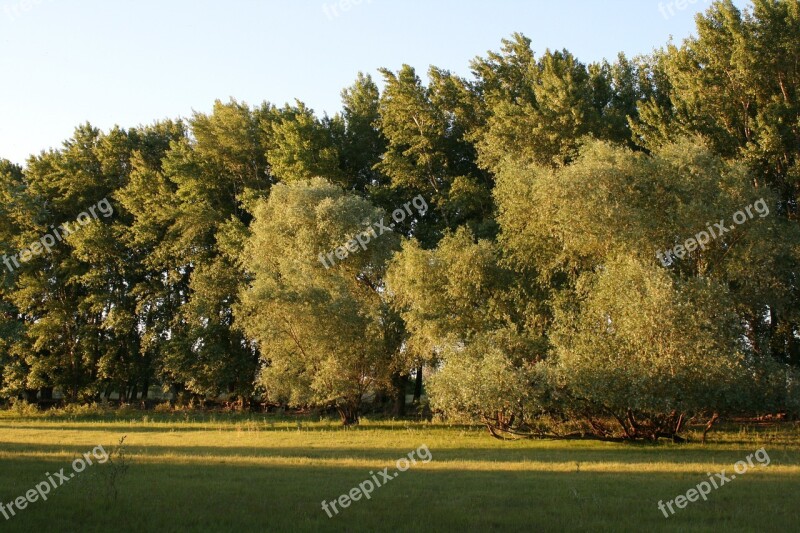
[237, 179, 402, 424]
[266, 101, 343, 184]
[1, 3, 799, 435]
[553, 257, 756, 420]
[377, 65, 494, 242]
[632, 0, 800, 205]
[471, 34, 646, 173]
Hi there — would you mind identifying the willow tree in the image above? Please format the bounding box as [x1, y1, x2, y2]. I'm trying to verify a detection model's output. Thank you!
[236, 178, 403, 424]
[377, 64, 493, 242]
[386, 228, 548, 435]
[494, 138, 799, 438]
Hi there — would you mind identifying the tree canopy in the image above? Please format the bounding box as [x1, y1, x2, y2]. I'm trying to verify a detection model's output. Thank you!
[1, 0, 798, 436]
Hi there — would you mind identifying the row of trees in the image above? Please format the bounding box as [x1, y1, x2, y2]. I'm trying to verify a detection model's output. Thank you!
[1, 1, 798, 437]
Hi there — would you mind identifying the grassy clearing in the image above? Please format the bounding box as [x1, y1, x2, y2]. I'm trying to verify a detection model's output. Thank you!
[0, 412, 798, 532]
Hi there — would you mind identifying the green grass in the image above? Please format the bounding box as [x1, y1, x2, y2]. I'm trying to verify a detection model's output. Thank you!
[0, 411, 799, 532]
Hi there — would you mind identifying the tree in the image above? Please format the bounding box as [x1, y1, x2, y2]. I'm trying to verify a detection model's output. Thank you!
[4, 124, 133, 402]
[0, 159, 28, 400]
[265, 101, 343, 185]
[493, 138, 799, 437]
[377, 64, 493, 243]
[470, 33, 645, 173]
[237, 178, 402, 424]
[631, 0, 800, 366]
[336, 73, 387, 194]
[386, 228, 547, 432]
[119, 100, 271, 401]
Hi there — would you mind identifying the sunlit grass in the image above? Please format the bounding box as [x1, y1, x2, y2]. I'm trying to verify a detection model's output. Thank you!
[1, 412, 798, 532]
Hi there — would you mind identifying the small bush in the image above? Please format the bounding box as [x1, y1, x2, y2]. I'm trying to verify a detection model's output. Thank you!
[115, 403, 136, 416]
[8, 399, 39, 417]
[154, 401, 173, 413]
[59, 402, 109, 417]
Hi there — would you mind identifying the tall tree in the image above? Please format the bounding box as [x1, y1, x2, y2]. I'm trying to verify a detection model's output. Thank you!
[237, 179, 402, 424]
[377, 64, 493, 243]
[336, 73, 387, 194]
[631, 0, 800, 365]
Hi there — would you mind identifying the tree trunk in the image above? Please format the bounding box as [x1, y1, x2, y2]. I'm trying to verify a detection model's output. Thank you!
[140, 378, 149, 401]
[413, 366, 423, 405]
[702, 413, 720, 444]
[391, 372, 407, 417]
[373, 389, 386, 411]
[103, 382, 114, 401]
[337, 402, 360, 426]
[788, 322, 800, 367]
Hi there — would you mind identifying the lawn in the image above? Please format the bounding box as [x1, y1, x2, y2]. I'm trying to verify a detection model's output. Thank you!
[0, 411, 798, 532]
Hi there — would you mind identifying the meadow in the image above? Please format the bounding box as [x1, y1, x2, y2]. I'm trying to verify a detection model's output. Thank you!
[0, 410, 798, 532]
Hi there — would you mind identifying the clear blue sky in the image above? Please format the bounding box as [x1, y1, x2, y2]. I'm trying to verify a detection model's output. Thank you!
[0, 0, 748, 165]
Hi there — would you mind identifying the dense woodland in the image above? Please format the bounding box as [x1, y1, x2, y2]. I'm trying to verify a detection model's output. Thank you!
[1, 0, 799, 440]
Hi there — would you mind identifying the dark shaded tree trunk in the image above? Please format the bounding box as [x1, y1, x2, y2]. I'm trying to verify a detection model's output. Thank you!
[337, 402, 360, 426]
[413, 366, 423, 404]
[140, 378, 149, 401]
[373, 389, 386, 410]
[788, 323, 800, 367]
[391, 373, 407, 416]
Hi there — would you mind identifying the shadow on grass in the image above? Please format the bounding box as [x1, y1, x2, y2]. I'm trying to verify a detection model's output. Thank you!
[0, 458, 797, 533]
[2, 442, 799, 468]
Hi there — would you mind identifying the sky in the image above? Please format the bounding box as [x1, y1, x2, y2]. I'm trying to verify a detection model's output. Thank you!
[0, 0, 749, 166]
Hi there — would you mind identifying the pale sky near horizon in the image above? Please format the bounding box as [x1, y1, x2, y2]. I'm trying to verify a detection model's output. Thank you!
[0, 0, 749, 166]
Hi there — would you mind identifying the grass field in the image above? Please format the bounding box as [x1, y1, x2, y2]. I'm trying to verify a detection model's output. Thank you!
[0, 411, 798, 532]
